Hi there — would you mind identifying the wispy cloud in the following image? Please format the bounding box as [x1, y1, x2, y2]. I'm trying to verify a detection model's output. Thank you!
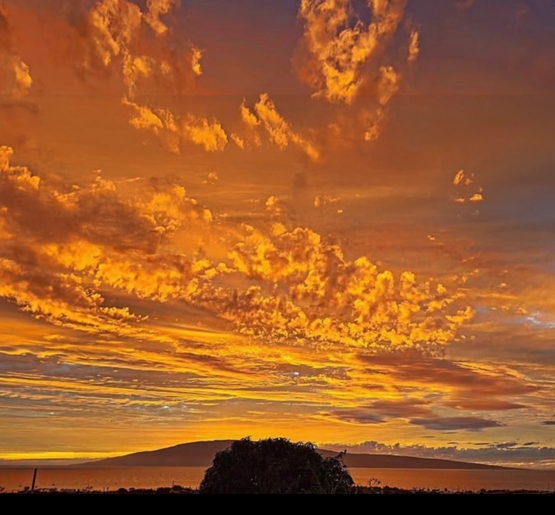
[410, 416, 503, 432]
[234, 95, 320, 161]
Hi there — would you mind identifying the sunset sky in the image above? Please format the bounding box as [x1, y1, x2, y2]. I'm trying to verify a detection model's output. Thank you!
[1, 0, 554, 469]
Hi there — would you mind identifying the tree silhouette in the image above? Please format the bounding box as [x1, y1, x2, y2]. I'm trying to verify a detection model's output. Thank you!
[199, 438, 354, 495]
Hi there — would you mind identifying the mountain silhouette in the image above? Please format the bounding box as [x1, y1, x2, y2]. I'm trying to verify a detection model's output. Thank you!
[80, 440, 504, 470]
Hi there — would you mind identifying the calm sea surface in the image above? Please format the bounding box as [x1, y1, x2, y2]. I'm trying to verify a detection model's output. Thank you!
[1, 467, 555, 492]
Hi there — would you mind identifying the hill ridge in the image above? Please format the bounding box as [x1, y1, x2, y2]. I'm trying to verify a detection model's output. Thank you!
[79, 440, 505, 470]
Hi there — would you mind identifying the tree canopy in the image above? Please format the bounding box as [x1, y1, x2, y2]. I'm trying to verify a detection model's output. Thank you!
[199, 438, 354, 495]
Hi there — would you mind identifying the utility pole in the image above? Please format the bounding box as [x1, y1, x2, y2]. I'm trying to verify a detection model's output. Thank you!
[31, 469, 38, 493]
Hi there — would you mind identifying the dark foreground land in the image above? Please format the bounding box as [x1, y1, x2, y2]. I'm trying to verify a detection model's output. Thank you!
[6, 486, 555, 495]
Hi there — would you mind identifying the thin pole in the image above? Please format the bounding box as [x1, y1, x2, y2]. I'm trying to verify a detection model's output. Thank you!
[31, 468, 38, 493]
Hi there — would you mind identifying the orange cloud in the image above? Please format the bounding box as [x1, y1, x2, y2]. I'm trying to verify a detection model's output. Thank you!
[190, 46, 203, 76]
[86, 0, 142, 70]
[76, 0, 228, 155]
[0, 146, 219, 338]
[237, 94, 320, 161]
[0, 4, 32, 98]
[123, 98, 228, 153]
[376, 65, 401, 106]
[183, 115, 229, 152]
[408, 30, 420, 63]
[0, 147, 473, 356]
[225, 218, 473, 352]
[144, 0, 177, 36]
[453, 170, 485, 206]
[296, 0, 408, 104]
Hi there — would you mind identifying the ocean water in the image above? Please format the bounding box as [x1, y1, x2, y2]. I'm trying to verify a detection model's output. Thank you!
[1, 467, 555, 492]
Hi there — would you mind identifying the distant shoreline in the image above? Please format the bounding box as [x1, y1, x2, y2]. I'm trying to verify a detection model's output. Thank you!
[74, 440, 510, 471]
[3, 486, 554, 495]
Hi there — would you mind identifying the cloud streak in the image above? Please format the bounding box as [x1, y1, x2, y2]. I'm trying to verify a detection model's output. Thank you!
[124, 99, 229, 153]
[410, 416, 503, 432]
[234, 95, 320, 161]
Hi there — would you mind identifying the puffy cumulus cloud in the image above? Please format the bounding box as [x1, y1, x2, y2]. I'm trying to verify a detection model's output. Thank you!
[236, 95, 320, 161]
[231, 101, 262, 148]
[77, 0, 228, 155]
[0, 146, 473, 355]
[123, 99, 228, 153]
[323, 440, 555, 468]
[223, 220, 474, 352]
[296, 0, 408, 105]
[72, 1, 321, 160]
[85, 0, 143, 73]
[143, 0, 177, 36]
[82, 0, 185, 90]
[123, 99, 180, 153]
[324, 65, 402, 145]
[183, 115, 228, 153]
[0, 145, 218, 337]
[296, 1, 421, 146]
[359, 64, 402, 142]
[452, 170, 485, 209]
[0, 3, 32, 98]
[454, 170, 474, 187]
[190, 46, 203, 77]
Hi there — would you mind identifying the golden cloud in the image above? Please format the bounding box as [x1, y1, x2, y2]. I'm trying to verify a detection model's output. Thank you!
[190, 46, 203, 77]
[296, 0, 408, 104]
[0, 146, 218, 339]
[144, 0, 177, 36]
[408, 30, 420, 63]
[376, 65, 401, 106]
[453, 170, 485, 206]
[237, 95, 320, 161]
[221, 204, 474, 352]
[0, 4, 32, 98]
[123, 98, 228, 153]
[0, 147, 471, 355]
[77, 0, 228, 155]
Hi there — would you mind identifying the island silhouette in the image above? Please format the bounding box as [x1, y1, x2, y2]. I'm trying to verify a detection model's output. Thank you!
[79, 440, 505, 470]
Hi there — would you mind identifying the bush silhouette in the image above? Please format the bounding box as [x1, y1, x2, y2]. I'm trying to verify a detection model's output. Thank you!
[199, 438, 354, 495]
